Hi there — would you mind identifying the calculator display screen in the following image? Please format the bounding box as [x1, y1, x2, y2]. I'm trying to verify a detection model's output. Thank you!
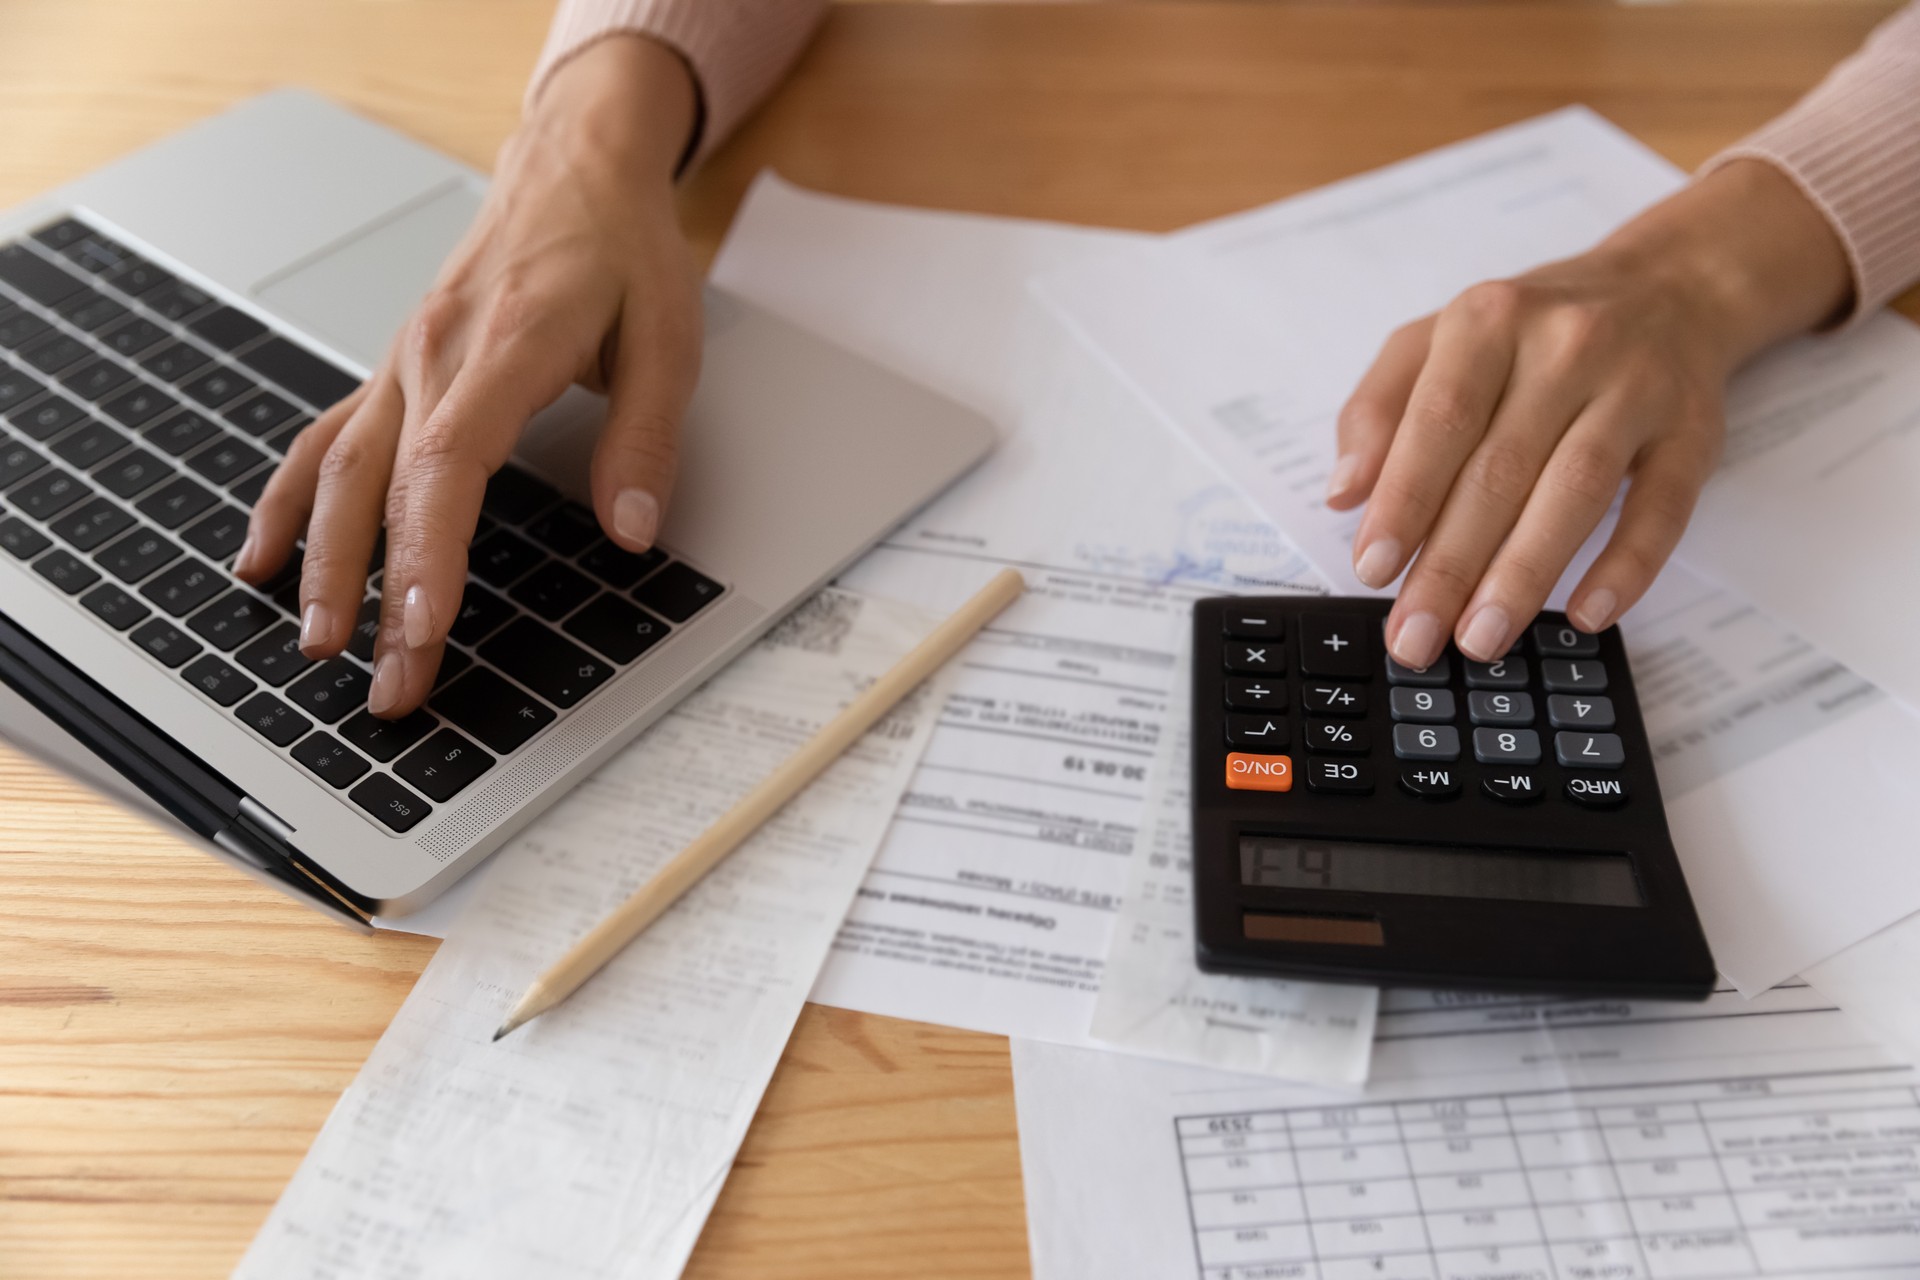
[1239, 837, 1643, 908]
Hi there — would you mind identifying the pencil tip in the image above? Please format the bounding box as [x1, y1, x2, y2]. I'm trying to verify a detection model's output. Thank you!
[492, 1023, 511, 1042]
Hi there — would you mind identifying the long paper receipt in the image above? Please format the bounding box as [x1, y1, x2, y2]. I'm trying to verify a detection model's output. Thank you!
[237, 588, 950, 1279]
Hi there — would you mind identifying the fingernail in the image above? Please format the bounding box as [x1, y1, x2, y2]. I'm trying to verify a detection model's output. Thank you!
[368, 653, 403, 716]
[1459, 604, 1512, 662]
[403, 585, 435, 650]
[1391, 610, 1444, 669]
[1573, 588, 1618, 633]
[612, 488, 659, 549]
[1354, 537, 1403, 589]
[1326, 455, 1362, 502]
[299, 601, 332, 653]
[233, 531, 258, 577]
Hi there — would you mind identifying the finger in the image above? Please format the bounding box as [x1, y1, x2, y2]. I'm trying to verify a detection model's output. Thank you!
[232, 381, 370, 583]
[1351, 282, 1521, 591]
[1449, 397, 1639, 660]
[591, 295, 701, 551]
[1565, 434, 1717, 633]
[296, 376, 406, 660]
[1328, 316, 1433, 510]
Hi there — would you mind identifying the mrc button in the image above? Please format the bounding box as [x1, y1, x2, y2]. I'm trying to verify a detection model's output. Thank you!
[1226, 752, 1293, 791]
[1567, 776, 1629, 807]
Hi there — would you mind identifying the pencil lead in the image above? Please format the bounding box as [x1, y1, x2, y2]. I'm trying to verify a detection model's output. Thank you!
[492, 1023, 512, 1042]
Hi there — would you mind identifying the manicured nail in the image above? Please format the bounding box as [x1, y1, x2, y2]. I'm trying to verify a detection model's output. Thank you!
[403, 584, 435, 649]
[1459, 604, 1512, 662]
[1391, 610, 1444, 670]
[612, 488, 659, 549]
[1353, 537, 1403, 589]
[1572, 588, 1617, 633]
[1326, 454, 1362, 502]
[299, 601, 332, 653]
[368, 652, 403, 716]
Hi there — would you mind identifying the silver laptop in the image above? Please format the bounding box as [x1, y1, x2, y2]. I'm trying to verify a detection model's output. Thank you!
[0, 90, 994, 927]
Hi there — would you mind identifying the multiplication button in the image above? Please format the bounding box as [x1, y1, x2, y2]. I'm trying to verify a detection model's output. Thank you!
[1225, 677, 1286, 711]
[1224, 639, 1285, 674]
[1306, 758, 1372, 794]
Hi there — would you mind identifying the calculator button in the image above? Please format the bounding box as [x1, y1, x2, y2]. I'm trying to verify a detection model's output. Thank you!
[1567, 776, 1629, 807]
[1483, 770, 1544, 804]
[1221, 607, 1284, 640]
[1225, 714, 1289, 749]
[1223, 640, 1284, 675]
[1305, 758, 1372, 794]
[1473, 727, 1541, 765]
[1388, 687, 1454, 723]
[1392, 723, 1460, 761]
[1224, 678, 1286, 712]
[1400, 767, 1461, 800]
[1299, 614, 1370, 677]
[1384, 652, 1449, 686]
[1541, 659, 1607, 693]
[1467, 690, 1534, 726]
[1463, 656, 1528, 689]
[1547, 694, 1614, 730]
[1555, 731, 1625, 769]
[1303, 719, 1369, 755]
[1301, 681, 1366, 717]
[1532, 622, 1600, 657]
[1225, 751, 1293, 792]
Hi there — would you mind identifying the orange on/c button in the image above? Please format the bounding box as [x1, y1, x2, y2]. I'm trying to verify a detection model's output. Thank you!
[1226, 752, 1293, 792]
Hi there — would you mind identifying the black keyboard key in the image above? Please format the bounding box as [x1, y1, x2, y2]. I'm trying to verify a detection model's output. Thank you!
[564, 593, 669, 664]
[261, 418, 307, 456]
[19, 332, 91, 375]
[632, 561, 723, 623]
[238, 337, 360, 411]
[525, 501, 600, 557]
[187, 589, 276, 650]
[222, 391, 297, 437]
[339, 706, 437, 763]
[9, 391, 87, 440]
[181, 505, 249, 560]
[144, 410, 219, 458]
[138, 341, 210, 384]
[1305, 757, 1374, 794]
[234, 692, 311, 748]
[0, 366, 44, 413]
[141, 279, 212, 322]
[509, 559, 596, 620]
[448, 582, 514, 646]
[235, 621, 314, 686]
[346, 596, 381, 661]
[0, 310, 50, 353]
[469, 528, 543, 586]
[95, 526, 179, 583]
[0, 436, 45, 488]
[578, 538, 665, 589]
[433, 646, 472, 688]
[0, 243, 84, 306]
[55, 290, 129, 333]
[0, 517, 51, 559]
[94, 446, 172, 499]
[136, 473, 217, 528]
[481, 465, 560, 524]
[431, 667, 556, 754]
[80, 582, 150, 631]
[228, 467, 272, 509]
[9, 466, 91, 520]
[99, 382, 178, 429]
[50, 497, 134, 551]
[395, 728, 495, 803]
[131, 618, 200, 668]
[140, 557, 224, 615]
[181, 365, 255, 410]
[286, 657, 372, 723]
[31, 219, 90, 251]
[49, 419, 126, 469]
[291, 732, 370, 789]
[105, 259, 174, 298]
[1299, 613, 1373, 678]
[188, 306, 266, 351]
[479, 617, 612, 709]
[57, 359, 133, 403]
[181, 654, 254, 706]
[349, 773, 432, 833]
[62, 238, 131, 277]
[100, 316, 169, 359]
[184, 435, 265, 487]
[32, 548, 99, 595]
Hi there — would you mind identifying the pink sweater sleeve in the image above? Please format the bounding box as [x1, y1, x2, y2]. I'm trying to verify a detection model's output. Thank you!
[1707, 2, 1920, 323]
[527, 0, 828, 170]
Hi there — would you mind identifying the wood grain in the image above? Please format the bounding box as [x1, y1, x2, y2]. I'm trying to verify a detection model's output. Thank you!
[0, 2, 1897, 1276]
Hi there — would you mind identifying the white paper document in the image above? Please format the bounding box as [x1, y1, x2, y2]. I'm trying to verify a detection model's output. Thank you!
[1015, 984, 1920, 1280]
[237, 589, 949, 1280]
[711, 175, 1325, 1043]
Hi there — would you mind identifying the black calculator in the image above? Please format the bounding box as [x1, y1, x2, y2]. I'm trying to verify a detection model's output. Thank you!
[1189, 596, 1715, 998]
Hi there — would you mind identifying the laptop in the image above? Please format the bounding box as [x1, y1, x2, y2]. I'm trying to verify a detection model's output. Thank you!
[0, 90, 995, 928]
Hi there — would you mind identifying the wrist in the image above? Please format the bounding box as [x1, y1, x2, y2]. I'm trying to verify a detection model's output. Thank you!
[527, 35, 698, 188]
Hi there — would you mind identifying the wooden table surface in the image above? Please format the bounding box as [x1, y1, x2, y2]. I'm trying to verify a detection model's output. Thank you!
[0, 2, 1898, 1276]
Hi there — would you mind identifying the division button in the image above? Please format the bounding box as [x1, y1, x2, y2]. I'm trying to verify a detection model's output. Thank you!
[1301, 681, 1367, 717]
[1223, 640, 1285, 675]
[1547, 694, 1615, 730]
[349, 772, 433, 834]
[1392, 723, 1460, 761]
[1299, 613, 1371, 678]
[1224, 714, 1289, 749]
[1467, 690, 1534, 726]
[1483, 770, 1544, 804]
[1385, 652, 1449, 686]
[1303, 719, 1369, 755]
[1541, 659, 1608, 693]
[1567, 776, 1629, 807]
[1225, 751, 1293, 792]
[1221, 607, 1284, 640]
[1463, 656, 1528, 689]
[1472, 726, 1542, 765]
[1224, 677, 1286, 712]
[1388, 686, 1455, 723]
[1400, 767, 1461, 800]
[1305, 758, 1372, 794]
[1555, 731, 1625, 769]
[1532, 621, 1601, 657]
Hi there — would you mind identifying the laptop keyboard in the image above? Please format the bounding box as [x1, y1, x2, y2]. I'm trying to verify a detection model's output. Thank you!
[0, 217, 726, 836]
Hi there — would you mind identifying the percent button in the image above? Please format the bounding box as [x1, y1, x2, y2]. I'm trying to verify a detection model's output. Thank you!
[1304, 719, 1370, 755]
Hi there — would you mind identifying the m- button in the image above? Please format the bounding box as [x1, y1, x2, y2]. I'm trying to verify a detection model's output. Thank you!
[1225, 752, 1293, 792]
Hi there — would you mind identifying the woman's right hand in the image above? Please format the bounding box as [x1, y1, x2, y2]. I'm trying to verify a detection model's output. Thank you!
[234, 35, 704, 719]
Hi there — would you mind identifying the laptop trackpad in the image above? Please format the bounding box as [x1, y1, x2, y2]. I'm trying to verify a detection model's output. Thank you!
[252, 179, 484, 371]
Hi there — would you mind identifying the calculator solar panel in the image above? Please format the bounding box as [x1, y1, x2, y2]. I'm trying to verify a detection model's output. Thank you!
[1190, 596, 1716, 998]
